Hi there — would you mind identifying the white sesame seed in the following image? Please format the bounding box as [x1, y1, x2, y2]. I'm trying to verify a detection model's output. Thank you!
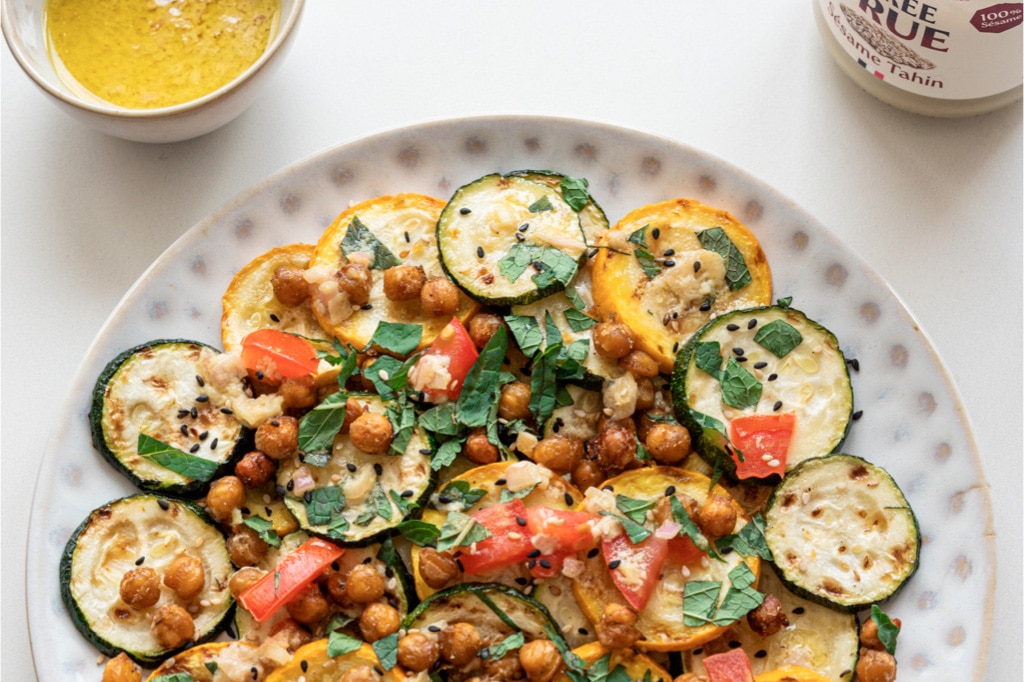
[768, 459, 780, 468]
[378, 369, 390, 381]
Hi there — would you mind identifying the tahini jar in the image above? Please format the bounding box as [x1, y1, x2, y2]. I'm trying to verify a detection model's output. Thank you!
[813, 0, 1023, 116]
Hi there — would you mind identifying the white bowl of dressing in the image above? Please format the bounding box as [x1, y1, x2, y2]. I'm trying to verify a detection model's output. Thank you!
[2, 0, 304, 143]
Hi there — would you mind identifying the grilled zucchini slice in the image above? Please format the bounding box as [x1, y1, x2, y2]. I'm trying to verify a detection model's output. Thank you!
[591, 198, 771, 373]
[672, 305, 853, 481]
[221, 243, 332, 352]
[684, 564, 859, 680]
[59, 494, 234, 666]
[277, 395, 434, 546]
[145, 641, 261, 681]
[572, 466, 761, 652]
[308, 193, 478, 353]
[437, 173, 587, 306]
[764, 455, 920, 612]
[90, 340, 250, 497]
[507, 170, 610, 246]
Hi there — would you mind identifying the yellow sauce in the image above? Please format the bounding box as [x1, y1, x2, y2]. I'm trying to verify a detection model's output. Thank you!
[45, 0, 280, 109]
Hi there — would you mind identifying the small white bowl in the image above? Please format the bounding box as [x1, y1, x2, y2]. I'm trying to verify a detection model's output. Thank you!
[2, 0, 304, 143]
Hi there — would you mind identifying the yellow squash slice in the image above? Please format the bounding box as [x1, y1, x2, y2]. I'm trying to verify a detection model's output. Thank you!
[309, 193, 478, 353]
[266, 641, 406, 682]
[145, 641, 260, 681]
[591, 199, 771, 373]
[221, 243, 330, 351]
[555, 642, 672, 682]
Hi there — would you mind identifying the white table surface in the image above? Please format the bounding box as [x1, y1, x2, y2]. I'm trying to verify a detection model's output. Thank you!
[2, 3, 1020, 680]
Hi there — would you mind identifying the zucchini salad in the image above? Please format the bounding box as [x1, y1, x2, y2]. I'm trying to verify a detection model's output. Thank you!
[67, 172, 919, 682]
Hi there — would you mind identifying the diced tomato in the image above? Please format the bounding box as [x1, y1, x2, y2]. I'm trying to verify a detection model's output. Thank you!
[727, 412, 796, 480]
[457, 498, 535, 574]
[667, 534, 705, 565]
[703, 647, 754, 682]
[529, 547, 576, 579]
[524, 507, 599, 553]
[237, 537, 344, 622]
[601, 532, 668, 611]
[416, 317, 479, 401]
[240, 328, 319, 381]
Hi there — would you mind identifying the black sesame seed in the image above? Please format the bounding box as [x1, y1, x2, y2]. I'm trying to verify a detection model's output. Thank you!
[663, 248, 675, 257]
[303, 491, 312, 503]
[477, 246, 485, 258]
[269, 313, 280, 323]
[721, 546, 734, 555]
[528, 559, 537, 569]
[539, 559, 552, 569]
[495, 478, 507, 486]
[531, 260, 543, 271]
[607, 559, 621, 570]
[602, 485, 614, 492]
[693, 260, 702, 273]
[519, 223, 530, 232]
[438, 495, 452, 504]
[747, 318, 758, 329]
[255, 371, 264, 380]
[270, 419, 280, 427]
[736, 356, 748, 363]
[754, 650, 768, 658]
[515, 577, 529, 585]
[275, 484, 286, 497]
[240, 506, 251, 516]
[198, 431, 209, 441]
[404, 231, 411, 243]
[189, 443, 201, 453]
[773, 401, 783, 411]
[195, 375, 206, 387]
[513, 517, 528, 529]
[699, 300, 712, 311]
[515, 232, 525, 242]
[191, 406, 198, 419]
[286, 480, 295, 491]
[693, 648, 703, 655]
[374, 463, 383, 476]
[374, 666, 384, 675]
[588, 248, 599, 258]
[401, 490, 415, 498]
[362, 556, 373, 564]
[672, 341, 680, 353]
[847, 358, 860, 371]
[852, 410, 864, 421]
[347, 463, 357, 473]
[651, 227, 661, 239]
[754, 361, 768, 369]
[385, 566, 395, 578]
[220, 407, 234, 415]
[177, 408, 191, 418]
[135, 556, 145, 565]
[792, 606, 805, 614]
[460, 207, 471, 215]
[733, 347, 745, 356]
[419, 448, 432, 455]
[767, 373, 778, 381]
[180, 424, 190, 436]
[664, 485, 676, 496]
[301, 660, 309, 673]
[664, 260, 675, 267]
[196, 395, 209, 403]
[428, 624, 442, 632]
[528, 549, 541, 558]
[210, 437, 219, 450]
[564, 492, 574, 506]
[265, 506, 272, 516]
[728, 640, 741, 649]
[588, 548, 600, 558]
[251, 667, 258, 680]
[578, 628, 589, 635]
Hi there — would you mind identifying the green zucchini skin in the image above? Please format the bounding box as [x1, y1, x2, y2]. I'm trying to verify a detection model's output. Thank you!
[437, 173, 586, 307]
[90, 339, 251, 498]
[764, 454, 921, 613]
[278, 395, 435, 547]
[671, 306, 853, 482]
[59, 494, 235, 666]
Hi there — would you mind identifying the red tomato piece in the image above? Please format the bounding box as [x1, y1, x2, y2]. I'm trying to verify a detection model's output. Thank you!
[727, 412, 796, 480]
[457, 498, 535, 574]
[666, 534, 705, 565]
[529, 547, 576, 580]
[524, 507, 599, 553]
[703, 647, 755, 682]
[417, 317, 479, 401]
[240, 328, 319, 381]
[601, 532, 669, 611]
[237, 537, 344, 622]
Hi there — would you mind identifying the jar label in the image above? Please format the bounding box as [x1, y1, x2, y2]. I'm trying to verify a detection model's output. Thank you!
[817, 0, 1023, 99]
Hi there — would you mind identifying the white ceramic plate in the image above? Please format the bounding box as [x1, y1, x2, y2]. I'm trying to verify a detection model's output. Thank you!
[28, 116, 993, 681]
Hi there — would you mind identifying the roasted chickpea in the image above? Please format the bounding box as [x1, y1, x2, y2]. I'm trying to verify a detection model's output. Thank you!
[345, 563, 386, 604]
[279, 374, 318, 411]
[571, 460, 604, 492]
[651, 493, 700, 528]
[439, 622, 483, 667]
[150, 604, 195, 649]
[596, 603, 640, 650]
[349, 412, 394, 454]
[340, 397, 367, 434]
[860, 615, 902, 651]
[596, 413, 636, 435]
[590, 424, 638, 476]
[226, 526, 269, 567]
[102, 652, 142, 682]
[286, 583, 331, 625]
[592, 320, 634, 359]
[339, 665, 378, 682]
[235, 450, 277, 488]
[397, 632, 440, 672]
[645, 423, 691, 465]
[205, 475, 247, 523]
[228, 566, 265, 597]
[418, 547, 460, 589]
[518, 639, 563, 682]
[119, 567, 160, 609]
[634, 377, 656, 412]
[746, 593, 789, 637]
[696, 495, 737, 540]
[337, 262, 373, 307]
[468, 313, 504, 349]
[271, 265, 310, 306]
[255, 416, 300, 460]
[856, 648, 898, 682]
[359, 602, 401, 642]
[463, 427, 499, 465]
[163, 555, 205, 600]
[421, 276, 460, 317]
[619, 349, 660, 378]
[270, 617, 314, 651]
[635, 410, 668, 443]
[383, 264, 427, 301]
[499, 381, 532, 421]
[530, 435, 584, 474]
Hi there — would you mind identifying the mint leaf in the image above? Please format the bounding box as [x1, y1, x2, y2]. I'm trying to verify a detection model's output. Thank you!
[697, 227, 752, 290]
[720, 358, 762, 409]
[341, 215, 401, 270]
[669, 495, 710, 554]
[419, 403, 462, 437]
[243, 515, 281, 548]
[615, 495, 655, 525]
[871, 605, 901, 655]
[753, 319, 803, 358]
[599, 511, 652, 544]
[682, 580, 722, 626]
[137, 434, 219, 482]
[497, 242, 577, 291]
[500, 482, 538, 502]
[689, 409, 727, 436]
[627, 225, 661, 279]
[505, 314, 545, 358]
[386, 399, 417, 456]
[305, 486, 345, 526]
[436, 512, 492, 552]
[152, 675, 194, 682]
[362, 355, 408, 401]
[683, 564, 764, 626]
[437, 480, 487, 508]
[485, 631, 526, 659]
[694, 341, 724, 378]
[776, 296, 793, 308]
[528, 196, 554, 212]
[327, 630, 364, 657]
[372, 632, 399, 670]
[529, 341, 561, 428]
[430, 439, 462, 471]
[564, 306, 596, 332]
[457, 326, 509, 428]
[397, 519, 440, 546]
[716, 514, 772, 560]
[367, 321, 423, 356]
[564, 286, 587, 311]
[299, 390, 349, 452]
[560, 176, 591, 212]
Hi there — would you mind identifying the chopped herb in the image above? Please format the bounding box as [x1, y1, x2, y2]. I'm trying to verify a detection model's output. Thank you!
[697, 227, 752, 290]
[367, 321, 423, 356]
[683, 562, 764, 626]
[372, 632, 400, 670]
[304, 486, 346, 527]
[529, 341, 561, 428]
[341, 215, 401, 270]
[776, 296, 793, 308]
[614, 494, 655, 525]
[396, 519, 441, 546]
[599, 511, 651, 544]
[456, 326, 509, 428]
[559, 176, 591, 211]
[753, 319, 803, 358]
[497, 242, 577, 291]
[436, 512, 492, 552]
[720, 358, 762, 409]
[669, 495, 711, 554]
[694, 341, 724, 378]
[870, 605, 901, 655]
[418, 402, 462, 437]
[243, 515, 282, 548]
[504, 314, 545, 358]
[499, 482, 539, 502]
[137, 434, 219, 482]
[430, 438, 463, 471]
[484, 631, 526, 659]
[716, 514, 772, 560]
[386, 399, 417, 456]
[298, 390, 350, 453]
[528, 196, 554, 212]
[436, 480, 488, 508]
[327, 630, 364, 657]
[627, 225, 661, 279]
[564, 306, 596, 332]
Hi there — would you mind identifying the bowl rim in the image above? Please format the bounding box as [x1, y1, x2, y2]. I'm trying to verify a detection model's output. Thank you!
[1, 0, 305, 118]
